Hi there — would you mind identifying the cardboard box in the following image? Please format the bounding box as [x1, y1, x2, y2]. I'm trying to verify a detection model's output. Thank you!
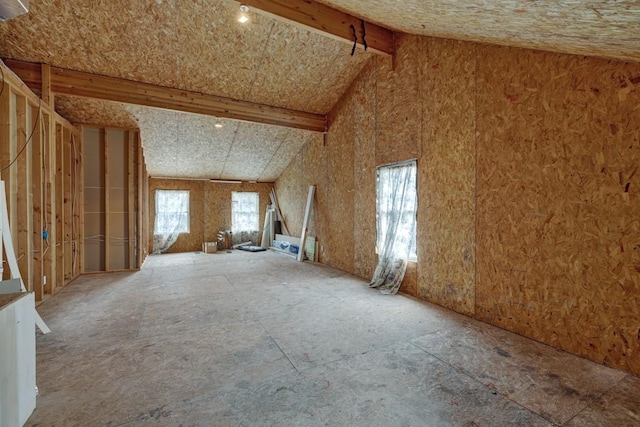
[202, 242, 218, 254]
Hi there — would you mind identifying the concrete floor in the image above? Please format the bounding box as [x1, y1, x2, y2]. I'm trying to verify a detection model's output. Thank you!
[27, 251, 639, 426]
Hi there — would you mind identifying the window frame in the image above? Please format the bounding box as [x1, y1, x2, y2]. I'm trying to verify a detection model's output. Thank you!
[375, 159, 418, 261]
[154, 189, 190, 235]
[231, 191, 260, 233]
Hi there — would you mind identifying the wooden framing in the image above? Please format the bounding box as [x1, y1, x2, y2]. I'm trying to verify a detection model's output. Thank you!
[82, 125, 146, 273]
[0, 60, 82, 301]
[4, 59, 327, 132]
[104, 129, 110, 271]
[242, 0, 394, 56]
[31, 104, 43, 301]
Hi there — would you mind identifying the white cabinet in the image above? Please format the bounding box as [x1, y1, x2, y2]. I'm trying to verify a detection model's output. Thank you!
[0, 292, 36, 427]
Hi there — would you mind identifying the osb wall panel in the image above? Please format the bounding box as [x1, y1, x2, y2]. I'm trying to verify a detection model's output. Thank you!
[399, 262, 418, 297]
[352, 61, 378, 279]
[323, 88, 355, 273]
[418, 38, 477, 316]
[149, 178, 273, 253]
[274, 148, 307, 237]
[476, 46, 640, 374]
[203, 181, 273, 244]
[375, 34, 421, 166]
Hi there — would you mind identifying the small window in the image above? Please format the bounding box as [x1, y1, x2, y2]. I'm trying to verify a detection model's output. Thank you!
[232, 192, 259, 234]
[376, 160, 417, 260]
[155, 190, 190, 235]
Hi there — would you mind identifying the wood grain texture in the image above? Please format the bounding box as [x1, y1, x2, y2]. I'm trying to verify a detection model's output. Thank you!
[418, 38, 477, 316]
[475, 45, 640, 375]
[242, 0, 394, 55]
[315, 0, 640, 63]
[352, 61, 377, 279]
[275, 34, 640, 376]
[375, 34, 421, 166]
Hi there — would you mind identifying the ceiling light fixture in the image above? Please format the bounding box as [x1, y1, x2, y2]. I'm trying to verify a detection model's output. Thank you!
[214, 120, 223, 128]
[210, 179, 242, 184]
[238, 4, 249, 23]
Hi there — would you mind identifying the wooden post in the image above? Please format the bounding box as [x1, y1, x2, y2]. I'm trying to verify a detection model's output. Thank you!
[63, 127, 71, 282]
[31, 104, 43, 301]
[55, 122, 63, 291]
[127, 131, 135, 269]
[104, 129, 110, 271]
[15, 95, 32, 290]
[77, 130, 84, 275]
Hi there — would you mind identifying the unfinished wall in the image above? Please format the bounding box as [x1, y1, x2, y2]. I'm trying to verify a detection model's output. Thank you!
[275, 35, 640, 375]
[148, 179, 273, 254]
[475, 46, 640, 375]
[82, 126, 146, 272]
[0, 60, 82, 301]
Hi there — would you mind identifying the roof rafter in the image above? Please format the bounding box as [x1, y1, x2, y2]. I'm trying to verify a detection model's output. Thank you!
[3, 59, 327, 132]
[240, 0, 394, 56]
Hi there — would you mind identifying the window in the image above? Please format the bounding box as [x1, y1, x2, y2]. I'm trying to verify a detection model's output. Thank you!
[155, 190, 190, 235]
[376, 160, 417, 260]
[232, 192, 259, 234]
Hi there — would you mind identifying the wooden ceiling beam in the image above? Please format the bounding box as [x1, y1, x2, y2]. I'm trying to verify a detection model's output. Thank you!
[4, 59, 327, 132]
[240, 0, 394, 56]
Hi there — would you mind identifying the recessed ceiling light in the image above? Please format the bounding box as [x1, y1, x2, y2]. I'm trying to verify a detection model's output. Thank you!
[215, 120, 223, 128]
[238, 4, 249, 23]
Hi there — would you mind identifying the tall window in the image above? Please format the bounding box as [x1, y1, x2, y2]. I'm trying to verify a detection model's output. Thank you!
[155, 190, 190, 235]
[376, 160, 417, 260]
[232, 192, 259, 243]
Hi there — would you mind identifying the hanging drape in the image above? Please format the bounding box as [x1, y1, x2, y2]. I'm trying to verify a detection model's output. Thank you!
[232, 192, 260, 245]
[153, 190, 189, 254]
[369, 160, 417, 294]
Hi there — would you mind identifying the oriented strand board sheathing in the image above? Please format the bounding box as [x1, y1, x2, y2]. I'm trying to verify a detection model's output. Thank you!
[0, 0, 373, 115]
[315, 0, 640, 62]
[247, 21, 374, 114]
[220, 123, 290, 181]
[323, 89, 355, 273]
[126, 106, 311, 182]
[55, 96, 138, 129]
[375, 34, 421, 166]
[351, 61, 377, 280]
[203, 181, 273, 243]
[475, 46, 640, 375]
[418, 38, 477, 316]
[259, 129, 315, 182]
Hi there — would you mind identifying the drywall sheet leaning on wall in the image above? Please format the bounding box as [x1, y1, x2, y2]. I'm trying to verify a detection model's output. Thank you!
[475, 45, 640, 374]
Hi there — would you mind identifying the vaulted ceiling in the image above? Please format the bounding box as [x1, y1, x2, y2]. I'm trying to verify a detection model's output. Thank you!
[0, 0, 372, 180]
[1, 0, 638, 181]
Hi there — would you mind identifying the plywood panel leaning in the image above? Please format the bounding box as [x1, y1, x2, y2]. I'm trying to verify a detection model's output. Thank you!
[476, 45, 640, 375]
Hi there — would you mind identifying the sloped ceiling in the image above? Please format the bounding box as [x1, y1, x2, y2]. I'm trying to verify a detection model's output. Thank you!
[0, 0, 372, 181]
[1, 0, 638, 182]
[316, 0, 640, 63]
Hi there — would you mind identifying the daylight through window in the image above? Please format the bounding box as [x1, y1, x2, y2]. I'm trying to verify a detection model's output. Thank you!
[155, 190, 190, 235]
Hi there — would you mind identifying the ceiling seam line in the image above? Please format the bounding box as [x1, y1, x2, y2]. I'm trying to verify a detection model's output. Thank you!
[219, 122, 242, 179]
[245, 21, 276, 99]
[257, 128, 292, 182]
